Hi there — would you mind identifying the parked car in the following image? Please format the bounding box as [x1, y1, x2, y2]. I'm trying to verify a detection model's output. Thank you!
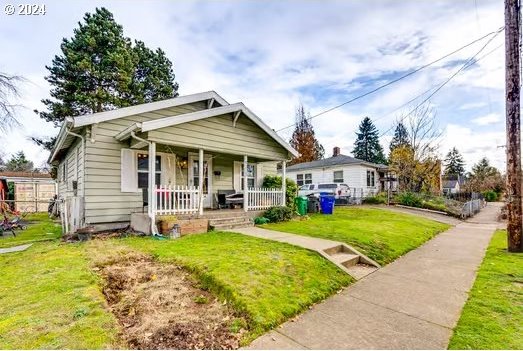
[298, 183, 350, 198]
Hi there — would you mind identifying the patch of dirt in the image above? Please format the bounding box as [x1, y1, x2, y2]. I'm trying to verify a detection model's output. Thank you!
[95, 252, 245, 349]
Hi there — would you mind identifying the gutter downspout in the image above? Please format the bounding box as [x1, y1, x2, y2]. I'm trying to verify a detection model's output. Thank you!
[130, 131, 158, 235]
[64, 127, 86, 232]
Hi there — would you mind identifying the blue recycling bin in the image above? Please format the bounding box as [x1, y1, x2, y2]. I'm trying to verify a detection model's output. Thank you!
[320, 194, 335, 214]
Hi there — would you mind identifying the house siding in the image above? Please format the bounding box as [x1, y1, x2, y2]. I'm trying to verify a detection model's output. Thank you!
[147, 114, 289, 160]
[287, 164, 380, 196]
[57, 137, 84, 199]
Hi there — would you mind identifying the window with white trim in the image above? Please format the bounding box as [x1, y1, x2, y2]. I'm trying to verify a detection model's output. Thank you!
[137, 153, 161, 189]
[366, 170, 375, 187]
[296, 173, 312, 186]
[241, 163, 256, 190]
[333, 170, 344, 183]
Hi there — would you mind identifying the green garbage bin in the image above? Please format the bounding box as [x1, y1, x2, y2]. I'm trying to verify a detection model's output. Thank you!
[295, 196, 308, 216]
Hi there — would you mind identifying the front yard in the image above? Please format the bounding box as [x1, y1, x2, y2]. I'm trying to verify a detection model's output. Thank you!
[448, 230, 523, 350]
[262, 207, 450, 265]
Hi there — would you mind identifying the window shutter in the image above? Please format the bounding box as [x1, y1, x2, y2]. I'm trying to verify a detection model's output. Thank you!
[121, 149, 138, 192]
[233, 161, 241, 192]
[256, 163, 264, 187]
[162, 154, 176, 186]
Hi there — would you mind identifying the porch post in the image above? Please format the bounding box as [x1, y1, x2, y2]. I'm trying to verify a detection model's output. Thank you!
[198, 148, 204, 216]
[281, 160, 287, 206]
[243, 155, 248, 212]
[149, 141, 157, 232]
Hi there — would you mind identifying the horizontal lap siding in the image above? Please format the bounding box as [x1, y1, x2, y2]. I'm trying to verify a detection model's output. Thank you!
[57, 138, 84, 199]
[148, 114, 288, 160]
[213, 156, 234, 191]
[84, 102, 206, 224]
[287, 165, 370, 190]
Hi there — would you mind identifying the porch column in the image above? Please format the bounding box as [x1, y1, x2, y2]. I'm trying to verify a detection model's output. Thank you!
[281, 160, 287, 206]
[198, 148, 204, 216]
[243, 155, 248, 212]
[149, 141, 157, 232]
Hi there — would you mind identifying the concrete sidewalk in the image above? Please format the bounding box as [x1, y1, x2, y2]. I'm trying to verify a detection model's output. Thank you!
[247, 203, 503, 350]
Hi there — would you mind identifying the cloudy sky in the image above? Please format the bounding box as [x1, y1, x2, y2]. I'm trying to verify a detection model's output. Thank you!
[0, 0, 507, 171]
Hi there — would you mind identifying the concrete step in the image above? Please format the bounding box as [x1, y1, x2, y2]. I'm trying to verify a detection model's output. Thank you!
[345, 264, 379, 280]
[209, 217, 252, 225]
[329, 252, 360, 268]
[211, 222, 254, 231]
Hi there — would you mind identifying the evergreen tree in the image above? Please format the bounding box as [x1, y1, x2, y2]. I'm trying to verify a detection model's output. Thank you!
[289, 104, 325, 165]
[352, 117, 387, 164]
[443, 147, 466, 176]
[34, 7, 179, 147]
[5, 151, 34, 172]
[389, 121, 410, 152]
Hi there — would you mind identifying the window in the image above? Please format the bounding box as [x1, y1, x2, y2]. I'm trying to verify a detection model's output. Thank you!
[241, 163, 256, 190]
[296, 174, 304, 186]
[297, 173, 312, 186]
[333, 170, 344, 183]
[367, 170, 375, 187]
[137, 153, 161, 189]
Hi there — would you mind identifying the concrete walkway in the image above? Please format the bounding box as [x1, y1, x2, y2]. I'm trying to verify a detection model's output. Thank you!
[366, 205, 463, 226]
[0, 243, 32, 254]
[247, 203, 503, 350]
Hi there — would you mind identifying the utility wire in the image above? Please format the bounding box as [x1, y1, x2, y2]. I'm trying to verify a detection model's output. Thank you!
[378, 31, 504, 138]
[276, 26, 504, 133]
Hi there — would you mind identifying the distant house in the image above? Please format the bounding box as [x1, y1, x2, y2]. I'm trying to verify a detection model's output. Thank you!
[285, 147, 396, 197]
[442, 176, 465, 195]
[48, 91, 298, 233]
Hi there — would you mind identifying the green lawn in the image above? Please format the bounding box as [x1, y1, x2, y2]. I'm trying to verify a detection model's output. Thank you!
[0, 213, 62, 248]
[119, 232, 351, 341]
[263, 207, 450, 265]
[0, 216, 120, 349]
[448, 230, 523, 350]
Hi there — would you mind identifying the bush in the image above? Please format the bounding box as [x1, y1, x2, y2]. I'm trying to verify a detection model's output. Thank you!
[483, 190, 499, 202]
[363, 192, 387, 204]
[262, 175, 298, 210]
[395, 192, 423, 207]
[263, 206, 293, 223]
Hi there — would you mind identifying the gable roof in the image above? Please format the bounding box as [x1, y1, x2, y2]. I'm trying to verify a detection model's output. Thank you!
[49, 91, 297, 162]
[286, 154, 386, 172]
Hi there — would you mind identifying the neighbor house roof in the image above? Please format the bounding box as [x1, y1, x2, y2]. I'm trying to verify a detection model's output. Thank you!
[0, 171, 54, 183]
[442, 180, 459, 189]
[286, 154, 386, 172]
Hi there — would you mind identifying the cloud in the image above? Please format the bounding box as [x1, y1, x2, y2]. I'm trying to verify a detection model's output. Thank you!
[472, 113, 502, 126]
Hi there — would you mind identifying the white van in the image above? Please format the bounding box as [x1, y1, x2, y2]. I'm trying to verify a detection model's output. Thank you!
[298, 183, 350, 198]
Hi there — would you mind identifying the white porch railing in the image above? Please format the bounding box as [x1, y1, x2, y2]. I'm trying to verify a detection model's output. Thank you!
[247, 187, 284, 211]
[155, 185, 200, 215]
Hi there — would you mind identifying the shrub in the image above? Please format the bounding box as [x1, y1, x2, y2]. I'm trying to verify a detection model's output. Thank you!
[262, 175, 298, 210]
[395, 192, 423, 207]
[263, 206, 293, 223]
[363, 192, 387, 204]
[483, 190, 499, 202]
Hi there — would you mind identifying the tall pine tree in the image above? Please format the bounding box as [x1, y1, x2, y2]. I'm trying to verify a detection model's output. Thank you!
[289, 104, 325, 165]
[352, 117, 387, 164]
[389, 121, 410, 152]
[35, 7, 178, 147]
[443, 147, 466, 176]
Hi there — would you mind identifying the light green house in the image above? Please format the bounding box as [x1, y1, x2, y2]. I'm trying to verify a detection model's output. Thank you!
[49, 91, 298, 233]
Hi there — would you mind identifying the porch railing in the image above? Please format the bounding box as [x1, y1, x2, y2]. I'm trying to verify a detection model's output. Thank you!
[247, 187, 284, 211]
[155, 185, 200, 215]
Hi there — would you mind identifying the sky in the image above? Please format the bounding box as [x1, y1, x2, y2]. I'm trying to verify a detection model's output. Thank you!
[0, 0, 508, 171]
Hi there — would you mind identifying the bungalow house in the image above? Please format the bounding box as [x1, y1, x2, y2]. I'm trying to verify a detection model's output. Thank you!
[49, 91, 298, 234]
[286, 147, 396, 197]
[442, 175, 465, 195]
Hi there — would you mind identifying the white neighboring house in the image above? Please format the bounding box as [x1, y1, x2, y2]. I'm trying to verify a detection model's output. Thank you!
[285, 147, 396, 197]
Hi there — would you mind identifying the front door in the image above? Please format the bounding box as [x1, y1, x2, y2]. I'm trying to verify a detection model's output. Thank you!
[188, 153, 213, 208]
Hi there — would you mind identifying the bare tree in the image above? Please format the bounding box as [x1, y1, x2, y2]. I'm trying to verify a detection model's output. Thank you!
[404, 103, 442, 162]
[0, 72, 23, 134]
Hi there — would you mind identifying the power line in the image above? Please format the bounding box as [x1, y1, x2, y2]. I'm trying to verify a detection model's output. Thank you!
[377, 39, 504, 137]
[276, 26, 504, 133]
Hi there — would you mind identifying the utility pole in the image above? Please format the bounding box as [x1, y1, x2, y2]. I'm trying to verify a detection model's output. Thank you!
[505, 0, 523, 252]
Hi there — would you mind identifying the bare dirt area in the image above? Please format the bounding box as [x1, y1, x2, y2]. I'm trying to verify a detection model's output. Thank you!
[93, 251, 245, 349]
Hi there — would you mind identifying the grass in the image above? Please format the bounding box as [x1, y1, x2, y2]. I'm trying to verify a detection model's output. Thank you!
[119, 232, 351, 341]
[0, 215, 120, 349]
[263, 207, 450, 265]
[0, 213, 62, 248]
[448, 230, 523, 350]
